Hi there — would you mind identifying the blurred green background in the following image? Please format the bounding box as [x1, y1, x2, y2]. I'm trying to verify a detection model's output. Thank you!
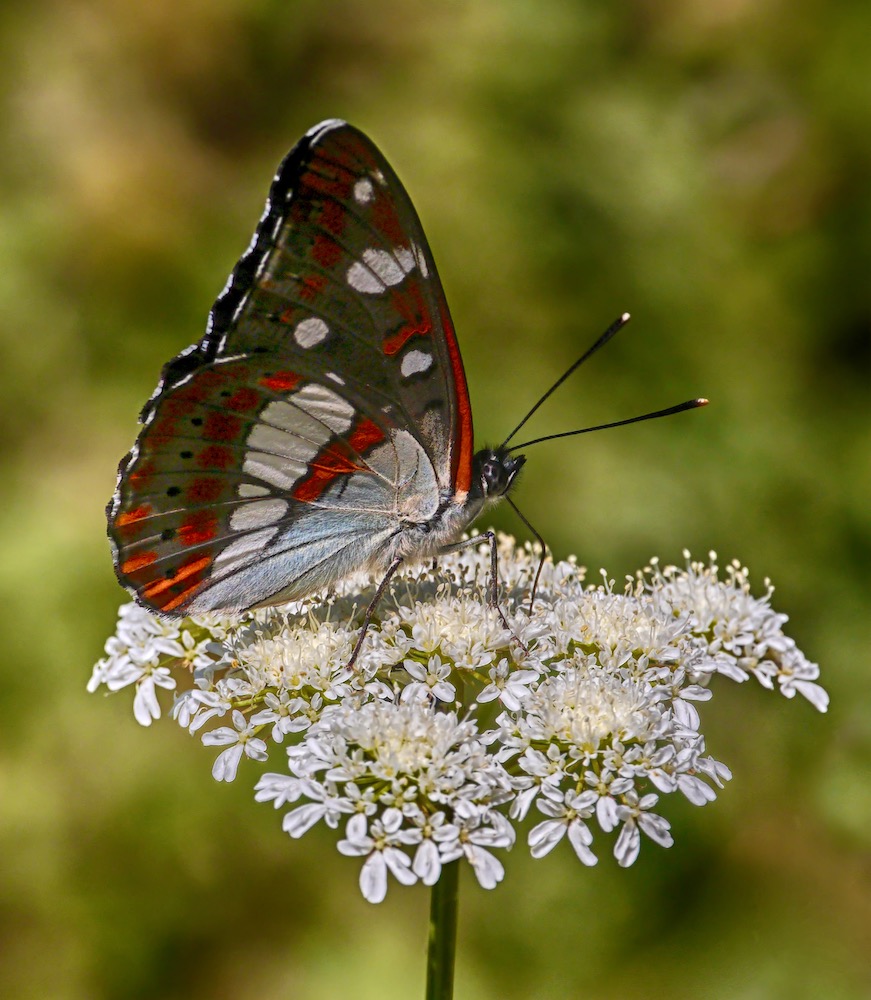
[1, 1, 868, 997]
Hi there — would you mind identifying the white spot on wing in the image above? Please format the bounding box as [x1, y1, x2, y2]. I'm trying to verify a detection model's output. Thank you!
[242, 383, 356, 489]
[259, 387, 353, 437]
[230, 498, 288, 531]
[347, 262, 385, 294]
[367, 249, 404, 284]
[237, 483, 270, 498]
[292, 383, 355, 431]
[251, 420, 310, 461]
[294, 317, 329, 348]
[347, 247, 418, 294]
[326, 372, 345, 385]
[214, 526, 278, 567]
[354, 178, 374, 204]
[401, 350, 433, 377]
[394, 247, 415, 275]
[412, 242, 429, 278]
[244, 451, 305, 490]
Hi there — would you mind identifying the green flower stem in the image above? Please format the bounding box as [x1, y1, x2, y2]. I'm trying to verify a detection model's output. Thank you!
[426, 859, 459, 1000]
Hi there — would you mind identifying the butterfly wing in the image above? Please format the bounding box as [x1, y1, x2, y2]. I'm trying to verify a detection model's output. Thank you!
[144, 120, 474, 498]
[109, 120, 474, 614]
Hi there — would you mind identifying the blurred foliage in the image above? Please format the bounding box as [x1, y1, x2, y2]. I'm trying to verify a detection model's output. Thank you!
[0, 0, 869, 997]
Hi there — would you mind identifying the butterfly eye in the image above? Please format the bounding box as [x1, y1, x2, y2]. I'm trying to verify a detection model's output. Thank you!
[475, 450, 526, 500]
[477, 452, 511, 497]
[482, 459, 502, 486]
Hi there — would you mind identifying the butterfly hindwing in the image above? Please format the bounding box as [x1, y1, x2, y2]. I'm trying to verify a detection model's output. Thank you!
[110, 352, 428, 612]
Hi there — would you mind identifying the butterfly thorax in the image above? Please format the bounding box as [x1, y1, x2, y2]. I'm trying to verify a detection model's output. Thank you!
[379, 447, 524, 568]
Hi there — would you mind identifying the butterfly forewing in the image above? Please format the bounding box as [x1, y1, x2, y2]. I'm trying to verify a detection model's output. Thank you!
[110, 120, 474, 615]
[209, 120, 472, 492]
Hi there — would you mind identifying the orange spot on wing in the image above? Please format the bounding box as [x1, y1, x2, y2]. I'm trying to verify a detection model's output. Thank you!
[178, 510, 218, 545]
[260, 370, 302, 392]
[203, 411, 242, 442]
[311, 234, 342, 268]
[143, 555, 212, 610]
[348, 418, 386, 454]
[197, 444, 235, 470]
[225, 387, 260, 412]
[293, 419, 386, 503]
[187, 477, 224, 503]
[161, 586, 202, 613]
[372, 193, 405, 244]
[383, 321, 430, 355]
[121, 551, 158, 575]
[438, 301, 473, 496]
[298, 274, 327, 302]
[116, 505, 152, 528]
[292, 449, 357, 503]
[383, 282, 432, 355]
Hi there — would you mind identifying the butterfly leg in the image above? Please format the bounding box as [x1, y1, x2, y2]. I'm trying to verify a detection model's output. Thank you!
[347, 557, 404, 668]
[437, 532, 528, 652]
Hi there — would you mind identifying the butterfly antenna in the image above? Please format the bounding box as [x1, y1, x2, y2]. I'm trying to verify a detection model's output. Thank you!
[507, 397, 709, 452]
[500, 312, 632, 449]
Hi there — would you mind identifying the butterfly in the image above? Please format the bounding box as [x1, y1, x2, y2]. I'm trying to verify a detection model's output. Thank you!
[108, 119, 705, 658]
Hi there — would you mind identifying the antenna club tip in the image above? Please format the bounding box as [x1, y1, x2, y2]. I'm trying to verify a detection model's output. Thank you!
[621, 311, 631, 322]
[696, 397, 710, 406]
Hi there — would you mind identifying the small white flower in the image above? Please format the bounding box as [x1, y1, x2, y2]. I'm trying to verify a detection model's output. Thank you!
[613, 792, 673, 866]
[438, 801, 514, 890]
[529, 787, 599, 866]
[676, 772, 718, 806]
[150, 629, 216, 672]
[133, 666, 176, 726]
[251, 689, 309, 741]
[402, 655, 457, 704]
[338, 811, 419, 903]
[407, 809, 460, 885]
[202, 710, 268, 782]
[476, 658, 539, 711]
[173, 687, 229, 732]
[647, 554, 829, 713]
[281, 780, 352, 837]
[254, 772, 304, 809]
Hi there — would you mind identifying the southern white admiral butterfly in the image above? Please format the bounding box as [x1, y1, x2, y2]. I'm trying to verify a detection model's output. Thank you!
[108, 119, 705, 658]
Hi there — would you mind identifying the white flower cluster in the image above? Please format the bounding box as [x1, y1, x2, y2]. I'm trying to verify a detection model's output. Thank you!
[91, 537, 827, 903]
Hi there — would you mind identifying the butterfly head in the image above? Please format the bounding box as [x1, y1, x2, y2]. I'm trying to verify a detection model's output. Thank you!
[471, 447, 525, 502]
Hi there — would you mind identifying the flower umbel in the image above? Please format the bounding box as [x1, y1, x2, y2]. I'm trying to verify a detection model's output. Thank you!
[92, 536, 826, 902]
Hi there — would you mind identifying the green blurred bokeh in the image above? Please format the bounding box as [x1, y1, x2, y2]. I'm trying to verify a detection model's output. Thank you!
[1, 2, 868, 998]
